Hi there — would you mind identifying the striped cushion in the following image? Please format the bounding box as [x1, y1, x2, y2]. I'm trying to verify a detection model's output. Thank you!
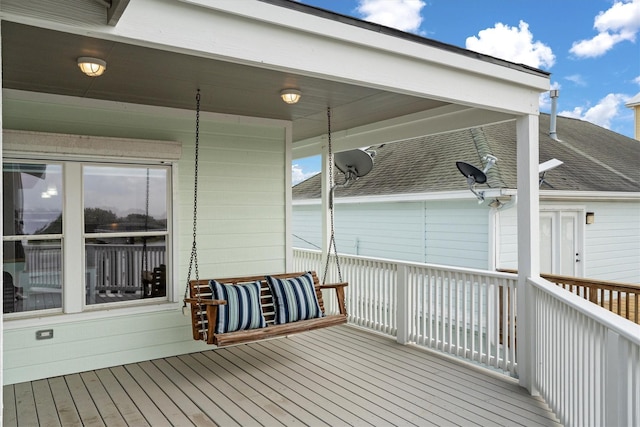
[266, 273, 323, 324]
[209, 280, 267, 334]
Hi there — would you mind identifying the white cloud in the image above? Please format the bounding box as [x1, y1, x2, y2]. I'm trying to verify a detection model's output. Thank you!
[292, 164, 319, 185]
[570, 0, 640, 58]
[634, 75, 640, 85]
[558, 93, 628, 129]
[565, 74, 587, 87]
[356, 0, 425, 33]
[465, 21, 555, 69]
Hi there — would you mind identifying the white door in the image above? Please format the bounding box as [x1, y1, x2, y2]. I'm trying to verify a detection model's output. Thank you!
[540, 210, 583, 276]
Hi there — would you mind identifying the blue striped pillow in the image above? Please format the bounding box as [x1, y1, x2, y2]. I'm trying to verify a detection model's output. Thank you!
[266, 273, 323, 324]
[209, 280, 267, 334]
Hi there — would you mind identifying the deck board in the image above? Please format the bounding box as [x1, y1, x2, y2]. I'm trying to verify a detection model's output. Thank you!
[31, 379, 61, 427]
[94, 369, 150, 427]
[81, 371, 127, 427]
[288, 330, 497, 425]
[65, 374, 105, 427]
[48, 376, 83, 427]
[211, 345, 364, 426]
[113, 364, 182, 426]
[14, 382, 39, 426]
[187, 352, 299, 426]
[3, 325, 560, 426]
[2, 384, 18, 427]
[135, 361, 214, 426]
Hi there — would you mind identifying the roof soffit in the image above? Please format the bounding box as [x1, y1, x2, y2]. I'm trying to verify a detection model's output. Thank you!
[2, 0, 548, 144]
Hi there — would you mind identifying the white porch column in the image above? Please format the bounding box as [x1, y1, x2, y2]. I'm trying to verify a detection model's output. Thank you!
[516, 114, 541, 395]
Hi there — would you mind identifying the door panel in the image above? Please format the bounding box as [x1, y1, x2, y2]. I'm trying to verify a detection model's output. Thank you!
[540, 210, 582, 276]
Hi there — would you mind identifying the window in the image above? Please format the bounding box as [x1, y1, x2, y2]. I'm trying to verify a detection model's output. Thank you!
[3, 163, 63, 313]
[3, 160, 171, 315]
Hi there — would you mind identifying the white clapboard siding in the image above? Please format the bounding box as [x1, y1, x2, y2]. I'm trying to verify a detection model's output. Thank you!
[292, 199, 489, 268]
[2, 93, 289, 384]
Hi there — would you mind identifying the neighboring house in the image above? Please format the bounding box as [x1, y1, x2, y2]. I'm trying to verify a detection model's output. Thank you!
[626, 92, 640, 141]
[293, 113, 640, 284]
[1, 0, 550, 387]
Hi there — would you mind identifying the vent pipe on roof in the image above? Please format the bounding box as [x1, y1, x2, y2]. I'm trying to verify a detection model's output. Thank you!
[549, 89, 560, 141]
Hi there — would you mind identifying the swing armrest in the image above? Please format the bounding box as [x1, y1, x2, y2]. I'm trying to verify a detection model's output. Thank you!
[183, 298, 227, 306]
[317, 282, 348, 316]
[318, 282, 348, 290]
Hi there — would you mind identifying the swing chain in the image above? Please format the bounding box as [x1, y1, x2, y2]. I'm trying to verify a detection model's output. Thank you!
[322, 107, 343, 284]
[184, 90, 201, 301]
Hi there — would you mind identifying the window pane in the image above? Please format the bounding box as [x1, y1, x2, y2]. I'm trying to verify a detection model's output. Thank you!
[84, 166, 167, 233]
[3, 162, 63, 315]
[85, 236, 167, 305]
[3, 163, 63, 236]
[3, 239, 62, 313]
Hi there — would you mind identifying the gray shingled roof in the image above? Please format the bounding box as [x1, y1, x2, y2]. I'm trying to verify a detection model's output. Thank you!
[293, 113, 640, 199]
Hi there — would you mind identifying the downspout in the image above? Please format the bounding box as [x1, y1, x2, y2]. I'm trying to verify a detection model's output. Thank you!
[549, 90, 560, 141]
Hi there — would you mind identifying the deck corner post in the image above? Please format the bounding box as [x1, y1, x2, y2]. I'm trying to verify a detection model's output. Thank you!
[516, 113, 541, 396]
[396, 264, 410, 345]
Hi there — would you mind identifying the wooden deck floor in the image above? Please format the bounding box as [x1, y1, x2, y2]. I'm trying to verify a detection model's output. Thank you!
[3, 325, 560, 426]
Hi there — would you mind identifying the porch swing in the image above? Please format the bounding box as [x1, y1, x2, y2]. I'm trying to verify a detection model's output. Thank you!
[183, 94, 348, 347]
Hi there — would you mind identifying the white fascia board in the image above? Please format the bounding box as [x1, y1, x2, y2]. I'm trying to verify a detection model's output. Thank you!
[293, 104, 515, 157]
[176, 0, 548, 114]
[539, 190, 640, 201]
[2, 0, 547, 117]
[293, 189, 513, 205]
[293, 189, 640, 206]
[181, 0, 549, 90]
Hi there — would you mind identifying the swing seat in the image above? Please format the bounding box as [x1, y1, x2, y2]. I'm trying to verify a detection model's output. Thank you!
[184, 271, 347, 346]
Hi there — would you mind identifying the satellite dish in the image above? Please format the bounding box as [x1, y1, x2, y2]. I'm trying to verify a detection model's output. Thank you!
[330, 148, 375, 207]
[455, 155, 497, 203]
[456, 161, 487, 184]
[335, 149, 375, 182]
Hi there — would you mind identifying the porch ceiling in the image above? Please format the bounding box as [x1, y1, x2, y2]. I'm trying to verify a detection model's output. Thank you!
[1, 21, 446, 143]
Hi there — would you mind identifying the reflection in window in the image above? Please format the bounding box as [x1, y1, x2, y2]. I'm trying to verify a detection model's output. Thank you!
[84, 166, 168, 305]
[3, 163, 63, 313]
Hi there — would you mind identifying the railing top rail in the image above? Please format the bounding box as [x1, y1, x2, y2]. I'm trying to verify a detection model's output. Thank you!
[529, 275, 640, 346]
[293, 247, 518, 282]
[500, 269, 640, 291]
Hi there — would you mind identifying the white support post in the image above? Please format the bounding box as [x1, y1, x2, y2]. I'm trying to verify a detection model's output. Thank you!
[396, 264, 410, 344]
[516, 114, 540, 396]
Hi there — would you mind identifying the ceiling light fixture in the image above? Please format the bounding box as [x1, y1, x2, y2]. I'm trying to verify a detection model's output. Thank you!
[77, 57, 107, 77]
[280, 88, 301, 104]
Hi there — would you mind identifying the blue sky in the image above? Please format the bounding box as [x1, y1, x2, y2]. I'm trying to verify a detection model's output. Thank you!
[291, 0, 640, 184]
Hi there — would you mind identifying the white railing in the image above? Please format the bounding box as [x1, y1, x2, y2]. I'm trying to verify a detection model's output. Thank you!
[86, 243, 165, 291]
[530, 276, 640, 427]
[293, 248, 517, 375]
[294, 248, 640, 426]
[21, 243, 165, 293]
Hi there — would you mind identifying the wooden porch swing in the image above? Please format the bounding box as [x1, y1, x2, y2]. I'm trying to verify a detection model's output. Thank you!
[183, 93, 348, 347]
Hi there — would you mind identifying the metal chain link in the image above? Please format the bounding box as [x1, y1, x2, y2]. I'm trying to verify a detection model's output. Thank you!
[184, 90, 201, 302]
[322, 107, 343, 284]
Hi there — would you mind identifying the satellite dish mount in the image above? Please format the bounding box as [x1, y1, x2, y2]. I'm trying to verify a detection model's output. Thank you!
[455, 155, 497, 203]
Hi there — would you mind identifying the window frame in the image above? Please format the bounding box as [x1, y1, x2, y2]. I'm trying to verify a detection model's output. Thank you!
[2, 132, 179, 320]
